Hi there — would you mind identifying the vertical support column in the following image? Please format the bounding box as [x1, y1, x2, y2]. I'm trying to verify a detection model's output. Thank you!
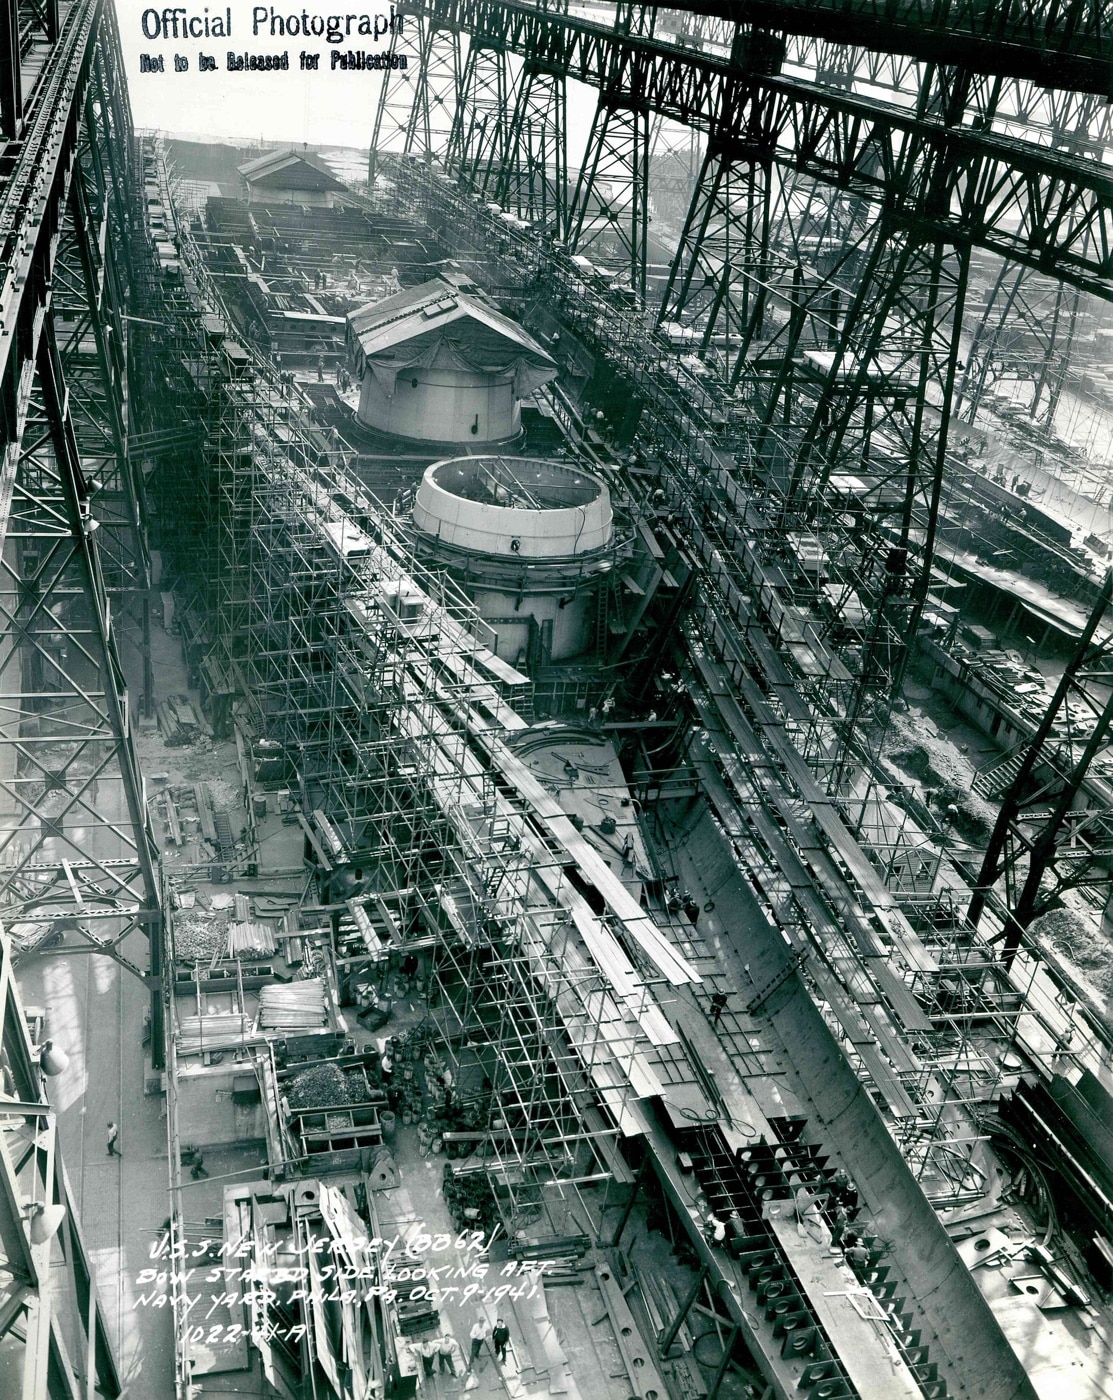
[448, 39, 515, 192]
[970, 572, 1113, 961]
[498, 64, 567, 229]
[565, 4, 655, 295]
[658, 140, 771, 369]
[369, 12, 460, 186]
[37, 319, 164, 1043]
[0, 0, 20, 139]
[568, 100, 651, 297]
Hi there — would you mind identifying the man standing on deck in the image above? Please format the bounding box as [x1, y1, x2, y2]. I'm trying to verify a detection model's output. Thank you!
[468, 1314, 491, 1369]
[437, 1333, 461, 1375]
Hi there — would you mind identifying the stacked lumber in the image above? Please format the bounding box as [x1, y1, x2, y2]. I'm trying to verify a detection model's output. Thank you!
[227, 921, 278, 957]
[194, 784, 219, 845]
[157, 693, 206, 746]
[176, 1013, 254, 1055]
[258, 978, 326, 1031]
[152, 790, 182, 845]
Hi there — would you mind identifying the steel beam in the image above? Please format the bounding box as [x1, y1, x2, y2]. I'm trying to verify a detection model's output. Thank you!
[397, 0, 1113, 297]
[651, 0, 1113, 95]
[970, 573, 1113, 963]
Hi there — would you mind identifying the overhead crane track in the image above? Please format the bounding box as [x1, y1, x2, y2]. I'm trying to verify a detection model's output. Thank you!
[0, 0, 107, 494]
[658, 0, 1113, 93]
[407, 0, 1113, 296]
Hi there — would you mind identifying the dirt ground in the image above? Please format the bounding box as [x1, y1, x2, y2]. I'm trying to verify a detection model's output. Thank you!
[884, 683, 1001, 843]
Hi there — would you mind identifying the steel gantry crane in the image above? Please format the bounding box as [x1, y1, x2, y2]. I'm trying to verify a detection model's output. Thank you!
[0, 0, 160, 973]
[0, 1, 158, 1392]
[370, 0, 1113, 799]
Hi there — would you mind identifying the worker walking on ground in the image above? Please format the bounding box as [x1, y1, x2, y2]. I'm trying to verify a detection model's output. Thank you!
[829, 1203, 849, 1252]
[468, 1314, 491, 1369]
[106, 1122, 120, 1157]
[190, 1153, 209, 1180]
[492, 1318, 511, 1365]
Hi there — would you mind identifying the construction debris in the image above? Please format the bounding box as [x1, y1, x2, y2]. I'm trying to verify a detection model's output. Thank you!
[156, 692, 209, 746]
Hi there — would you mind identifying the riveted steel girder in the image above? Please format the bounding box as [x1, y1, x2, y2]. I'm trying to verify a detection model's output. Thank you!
[0, 936, 122, 1398]
[654, 0, 1113, 96]
[398, 0, 1113, 298]
[0, 0, 162, 1029]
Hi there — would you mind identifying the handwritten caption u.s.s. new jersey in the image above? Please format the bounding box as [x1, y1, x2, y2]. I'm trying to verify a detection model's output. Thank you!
[135, 1227, 548, 1339]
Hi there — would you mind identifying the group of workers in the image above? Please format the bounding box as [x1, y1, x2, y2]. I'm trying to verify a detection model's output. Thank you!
[411, 1315, 512, 1382]
[704, 1164, 872, 1272]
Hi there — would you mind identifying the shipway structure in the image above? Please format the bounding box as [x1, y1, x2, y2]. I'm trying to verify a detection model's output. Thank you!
[3, 2, 1113, 1400]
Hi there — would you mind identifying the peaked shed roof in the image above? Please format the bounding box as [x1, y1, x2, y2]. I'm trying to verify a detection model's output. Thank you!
[347, 278, 556, 373]
[238, 148, 348, 192]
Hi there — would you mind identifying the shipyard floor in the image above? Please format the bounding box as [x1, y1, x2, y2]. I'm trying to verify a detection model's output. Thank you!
[15, 605, 759, 1399]
[16, 554, 1113, 1398]
[17, 915, 177, 1396]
